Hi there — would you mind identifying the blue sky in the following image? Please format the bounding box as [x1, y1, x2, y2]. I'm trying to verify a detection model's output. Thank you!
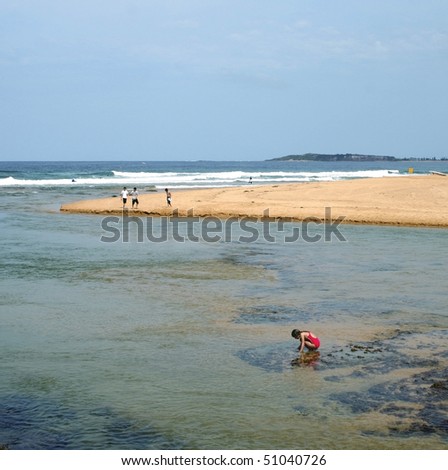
[1, 0, 447, 161]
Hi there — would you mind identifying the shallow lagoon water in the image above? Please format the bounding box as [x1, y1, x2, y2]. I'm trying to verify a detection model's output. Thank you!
[0, 183, 447, 449]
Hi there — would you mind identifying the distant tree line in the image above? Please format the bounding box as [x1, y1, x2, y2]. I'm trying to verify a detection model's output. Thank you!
[268, 153, 447, 162]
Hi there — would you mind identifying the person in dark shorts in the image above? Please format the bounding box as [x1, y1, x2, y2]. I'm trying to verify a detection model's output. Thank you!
[165, 188, 172, 206]
[120, 187, 129, 208]
[131, 187, 139, 208]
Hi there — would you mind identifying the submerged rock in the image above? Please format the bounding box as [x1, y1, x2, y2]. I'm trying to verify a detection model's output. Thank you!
[331, 367, 448, 436]
[0, 394, 184, 450]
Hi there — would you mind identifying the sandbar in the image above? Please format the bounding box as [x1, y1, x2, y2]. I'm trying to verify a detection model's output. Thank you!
[60, 175, 448, 227]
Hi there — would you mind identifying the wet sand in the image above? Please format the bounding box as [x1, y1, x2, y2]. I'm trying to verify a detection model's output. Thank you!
[60, 175, 448, 227]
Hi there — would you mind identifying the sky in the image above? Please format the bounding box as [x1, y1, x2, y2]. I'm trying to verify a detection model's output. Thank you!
[1, 0, 447, 161]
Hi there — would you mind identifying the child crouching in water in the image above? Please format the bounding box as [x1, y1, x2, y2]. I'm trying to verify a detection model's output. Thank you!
[291, 329, 320, 353]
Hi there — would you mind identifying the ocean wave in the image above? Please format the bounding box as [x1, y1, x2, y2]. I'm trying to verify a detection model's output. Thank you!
[0, 169, 401, 188]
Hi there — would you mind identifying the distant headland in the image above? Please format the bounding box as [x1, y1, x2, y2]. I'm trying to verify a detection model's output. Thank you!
[267, 153, 444, 162]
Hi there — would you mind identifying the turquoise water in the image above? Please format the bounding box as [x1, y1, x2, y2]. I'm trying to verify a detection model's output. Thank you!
[0, 162, 447, 449]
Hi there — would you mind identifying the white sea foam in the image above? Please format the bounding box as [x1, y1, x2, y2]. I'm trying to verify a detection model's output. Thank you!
[0, 169, 401, 188]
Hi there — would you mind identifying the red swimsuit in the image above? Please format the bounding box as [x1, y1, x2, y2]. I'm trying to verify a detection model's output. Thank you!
[307, 332, 320, 349]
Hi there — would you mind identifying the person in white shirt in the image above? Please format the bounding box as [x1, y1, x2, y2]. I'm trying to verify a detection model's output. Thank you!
[131, 187, 139, 208]
[120, 187, 129, 208]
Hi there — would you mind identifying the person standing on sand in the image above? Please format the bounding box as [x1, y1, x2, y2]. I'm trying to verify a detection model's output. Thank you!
[131, 187, 139, 209]
[165, 188, 172, 207]
[120, 187, 129, 208]
[291, 329, 320, 353]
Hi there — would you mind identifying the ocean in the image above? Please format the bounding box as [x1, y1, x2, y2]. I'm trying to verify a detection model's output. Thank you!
[0, 160, 447, 450]
[1, 159, 446, 190]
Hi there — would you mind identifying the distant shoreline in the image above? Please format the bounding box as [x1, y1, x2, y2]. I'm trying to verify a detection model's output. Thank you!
[60, 175, 448, 228]
[267, 153, 447, 162]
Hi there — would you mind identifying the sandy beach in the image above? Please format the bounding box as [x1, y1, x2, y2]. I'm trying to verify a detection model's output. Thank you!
[60, 175, 448, 227]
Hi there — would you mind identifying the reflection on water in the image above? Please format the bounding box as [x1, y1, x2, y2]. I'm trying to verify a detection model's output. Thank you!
[291, 351, 321, 369]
